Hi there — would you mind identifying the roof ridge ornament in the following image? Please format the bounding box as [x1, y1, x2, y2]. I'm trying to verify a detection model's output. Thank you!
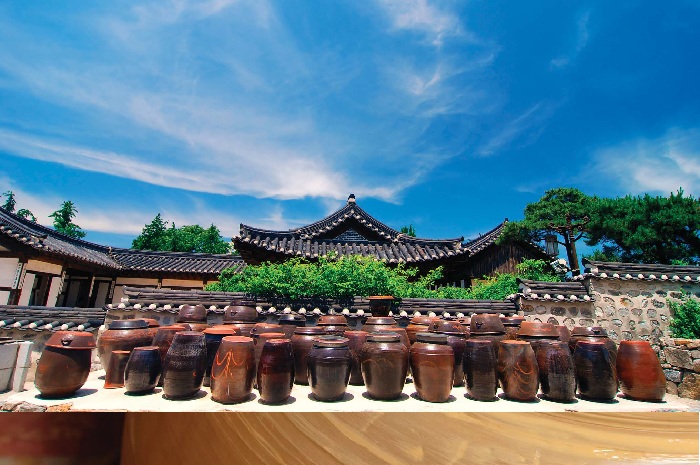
[347, 193, 356, 204]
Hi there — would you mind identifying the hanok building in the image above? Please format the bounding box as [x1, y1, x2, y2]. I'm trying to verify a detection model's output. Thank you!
[0, 207, 245, 307]
[235, 194, 550, 286]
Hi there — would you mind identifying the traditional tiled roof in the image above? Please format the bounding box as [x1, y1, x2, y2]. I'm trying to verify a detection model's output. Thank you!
[573, 259, 700, 283]
[0, 207, 244, 276]
[0, 306, 106, 332]
[463, 221, 506, 255]
[235, 195, 467, 264]
[517, 279, 592, 302]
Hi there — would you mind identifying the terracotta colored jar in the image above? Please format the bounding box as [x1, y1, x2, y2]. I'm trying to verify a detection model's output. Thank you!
[104, 350, 131, 389]
[203, 326, 240, 387]
[569, 327, 618, 366]
[554, 325, 571, 344]
[308, 336, 352, 402]
[291, 327, 326, 385]
[616, 340, 666, 402]
[431, 330, 467, 387]
[410, 333, 454, 403]
[470, 314, 506, 334]
[367, 295, 394, 316]
[428, 319, 466, 335]
[344, 330, 369, 385]
[223, 300, 259, 324]
[142, 319, 161, 340]
[316, 315, 349, 336]
[152, 325, 188, 386]
[517, 322, 560, 352]
[498, 341, 539, 402]
[97, 320, 153, 373]
[176, 304, 209, 332]
[257, 339, 295, 404]
[277, 314, 307, 339]
[362, 316, 398, 333]
[535, 340, 576, 402]
[227, 322, 257, 338]
[125, 346, 161, 394]
[210, 336, 255, 404]
[500, 316, 526, 340]
[35, 331, 95, 398]
[162, 331, 207, 400]
[573, 340, 618, 401]
[463, 339, 498, 401]
[405, 316, 438, 344]
[360, 333, 408, 400]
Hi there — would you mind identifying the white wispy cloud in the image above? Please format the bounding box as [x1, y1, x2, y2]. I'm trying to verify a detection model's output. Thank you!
[589, 128, 700, 196]
[375, 0, 464, 46]
[551, 10, 591, 69]
[476, 101, 558, 156]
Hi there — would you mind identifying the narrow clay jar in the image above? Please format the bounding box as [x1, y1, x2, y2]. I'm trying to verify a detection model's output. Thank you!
[344, 330, 369, 385]
[161, 331, 207, 400]
[616, 340, 666, 402]
[151, 325, 188, 387]
[124, 346, 161, 394]
[535, 340, 576, 402]
[463, 339, 498, 401]
[210, 336, 255, 404]
[291, 327, 326, 385]
[360, 333, 408, 400]
[203, 326, 240, 387]
[307, 336, 352, 402]
[497, 340, 539, 402]
[104, 350, 131, 389]
[257, 338, 295, 404]
[410, 332, 454, 403]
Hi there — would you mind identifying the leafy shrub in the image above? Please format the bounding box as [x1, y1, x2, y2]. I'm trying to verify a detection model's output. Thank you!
[207, 255, 560, 301]
[669, 293, 700, 339]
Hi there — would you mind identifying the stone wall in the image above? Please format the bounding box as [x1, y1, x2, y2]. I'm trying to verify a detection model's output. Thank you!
[517, 299, 596, 329]
[659, 337, 700, 400]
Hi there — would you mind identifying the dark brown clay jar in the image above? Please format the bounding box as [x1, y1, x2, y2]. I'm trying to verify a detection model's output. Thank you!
[569, 327, 618, 367]
[35, 331, 95, 398]
[97, 319, 153, 373]
[151, 325, 188, 386]
[291, 327, 326, 385]
[360, 333, 408, 400]
[223, 301, 259, 324]
[554, 325, 571, 344]
[616, 340, 665, 402]
[470, 314, 506, 334]
[277, 314, 307, 339]
[203, 326, 240, 387]
[498, 341, 539, 402]
[468, 332, 506, 357]
[177, 304, 208, 324]
[535, 340, 576, 402]
[317, 315, 348, 326]
[500, 316, 526, 340]
[429, 319, 466, 335]
[124, 346, 161, 394]
[344, 330, 369, 385]
[433, 331, 467, 387]
[362, 316, 398, 333]
[104, 350, 131, 389]
[162, 331, 207, 400]
[367, 295, 394, 316]
[410, 333, 454, 403]
[257, 339, 295, 404]
[457, 317, 471, 336]
[405, 316, 438, 344]
[211, 336, 255, 404]
[308, 337, 352, 401]
[463, 339, 498, 401]
[573, 340, 618, 401]
[250, 323, 284, 338]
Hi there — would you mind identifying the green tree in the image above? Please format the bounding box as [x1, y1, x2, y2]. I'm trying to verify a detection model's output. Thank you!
[16, 208, 37, 222]
[49, 201, 86, 239]
[132, 215, 232, 254]
[498, 187, 595, 275]
[400, 224, 417, 237]
[585, 189, 700, 264]
[132, 214, 169, 251]
[2, 191, 16, 212]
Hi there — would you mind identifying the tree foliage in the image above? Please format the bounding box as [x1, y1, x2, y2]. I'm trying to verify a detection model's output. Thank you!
[49, 201, 86, 239]
[669, 292, 700, 339]
[400, 224, 417, 237]
[2, 191, 16, 212]
[16, 208, 37, 222]
[132, 214, 232, 254]
[207, 256, 559, 301]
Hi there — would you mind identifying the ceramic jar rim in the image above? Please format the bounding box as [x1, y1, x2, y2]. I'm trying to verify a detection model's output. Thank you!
[294, 327, 326, 335]
[108, 320, 148, 330]
[364, 317, 396, 324]
[221, 335, 253, 344]
[131, 345, 159, 352]
[45, 331, 96, 349]
[366, 333, 400, 342]
[313, 336, 349, 348]
[204, 326, 238, 335]
[416, 332, 448, 343]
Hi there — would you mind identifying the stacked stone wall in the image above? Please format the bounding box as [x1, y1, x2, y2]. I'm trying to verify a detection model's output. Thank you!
[518, 299, 596, 330]
[659, 337, 700, 400]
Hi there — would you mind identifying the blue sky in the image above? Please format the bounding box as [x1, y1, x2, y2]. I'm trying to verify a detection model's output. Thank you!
[1, 1, 699, 252]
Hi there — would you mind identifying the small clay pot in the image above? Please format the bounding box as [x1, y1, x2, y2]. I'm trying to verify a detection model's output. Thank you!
[498, 341, 539, 402]
[307, 337, 352, 402]
[223, 301, 259, 323]
[573, 340, 618, 401]
[151, 325, 188, 386]
[616, 340, 666, 402]
[344, 330, 369, 385]
[291, 327, 326, 385]
[125, 346, 161, 394]
[35, 331, 95, 398]
[97, 319, 153, 373]
[463, 339, 498, 401]
[362, 316, 398, 333]
[367, 295, 394, 316]
[410, 333, 454, 403]
[257, 339, 295, 404]
[203, 326, 240, 387]
[500, 316, 526, 340]
[405, 316, 438, 344]
[277, 314, 307, 339]
[211, 336, 255, 404]
[162, 331, 207, 400]
[104, 350, 131, 389]
[360, 333, 408, 400]
[535, 340, 576, 402]
[470, 314, 506, 334]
